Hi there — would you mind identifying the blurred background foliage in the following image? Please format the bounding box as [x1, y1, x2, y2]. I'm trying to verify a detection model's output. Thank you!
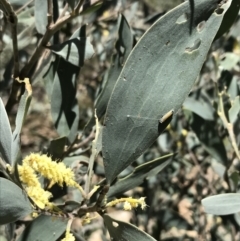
[0, 0, 240, 240]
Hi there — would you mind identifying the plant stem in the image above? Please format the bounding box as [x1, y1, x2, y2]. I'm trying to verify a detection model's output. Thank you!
[218, 91, 240, 160]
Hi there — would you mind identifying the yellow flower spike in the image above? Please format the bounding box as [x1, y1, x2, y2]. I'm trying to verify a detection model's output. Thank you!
[106, 197, 147, 210]
[61, 220, 75, 241]
[17, 153, 87, 209]
[123, 201, 132, 211]
[21, 153, 86, 197]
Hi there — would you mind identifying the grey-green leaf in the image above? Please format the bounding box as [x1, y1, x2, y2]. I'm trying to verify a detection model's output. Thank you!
[202, 193, 240, 215]
[50, 58, 80, 143]
[183, 93, 215, 121]
[0, 98, 12, 164]
[34, 0, 48, 35]
[0, 178, 32, 225]
[102, 0, 232, 183]
[48, 37, 94, 67]
[108, 153, 173, 199]
[95, 14, 133, 120]
[12, 80, 32, 163]
[16, 215, 68, 241]
[228, 96, 240, 124]
[104, 215, 157, 241]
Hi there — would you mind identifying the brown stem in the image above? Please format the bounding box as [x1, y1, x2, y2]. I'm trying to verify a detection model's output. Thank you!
[218, 91, 240, 160]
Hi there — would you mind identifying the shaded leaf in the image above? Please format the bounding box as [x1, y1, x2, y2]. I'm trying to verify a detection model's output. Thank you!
[66, 0, 76, 10]
[202, 193, 240, 215]
[12, 79, 32, 163]
[63, 155, 89, 167]
[48, 37, 94, 67]
[186, 111, 228, 165]
[0, 178, 32, 225]
[49, 136, 68, 159]
[80, 1, 103, 15]
[108, 153, 173, 199]
[95, 14, 133, 120]
[16, 215, 68, 241]
[0, 98, 12, 164]
[215, 0, 240, 39]
[34, 0, 48, 35]
[50, 58, 80, 143]
[102, 0, 232, 183]
[104, 215, 157, 241]
[57, 200, 81, 213]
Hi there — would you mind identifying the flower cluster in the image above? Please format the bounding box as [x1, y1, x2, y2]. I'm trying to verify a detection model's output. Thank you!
[106, 197, 147, 211]
[17, 153, 83, 209]
[61, 228, 75, 241]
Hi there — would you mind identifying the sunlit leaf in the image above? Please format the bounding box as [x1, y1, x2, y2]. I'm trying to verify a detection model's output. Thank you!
[202, 193, 240, 215]
[34, 0, 48, 34]
[102, 0, 232, 183]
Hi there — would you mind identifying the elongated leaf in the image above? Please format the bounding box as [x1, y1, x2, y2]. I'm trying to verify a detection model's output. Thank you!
[12, 79, 32, 163]
[50, 58, 80, 143]
[0, 178, 32, 225]
[34, 0, 48, 34]
[202, 193, 240, 215]
[95, 14, 133, 120]
[108, 153, 173, 199]
[102, 0, 232, 183]
[17, 215, 68, 241]
[215, 0, 240, 39]
[0, 98, 12, 164]
[104, 215, 157, 241]
[48, 37, 94, 67]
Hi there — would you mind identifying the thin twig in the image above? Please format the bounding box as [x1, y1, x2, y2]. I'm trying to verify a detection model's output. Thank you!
[85, 110, 100, 195]
[15, 0, 34, 15]
[218, 91, 240, 160]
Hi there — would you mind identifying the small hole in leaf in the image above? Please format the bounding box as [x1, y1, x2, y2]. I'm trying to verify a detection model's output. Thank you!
[165, 40, 170, 46]
[215, 8, 224, 15]
[176, 13, 188, 24]
[185, 39, 201, 53]
[197, 21, 205, 32]
[112, 221, 119, 227]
